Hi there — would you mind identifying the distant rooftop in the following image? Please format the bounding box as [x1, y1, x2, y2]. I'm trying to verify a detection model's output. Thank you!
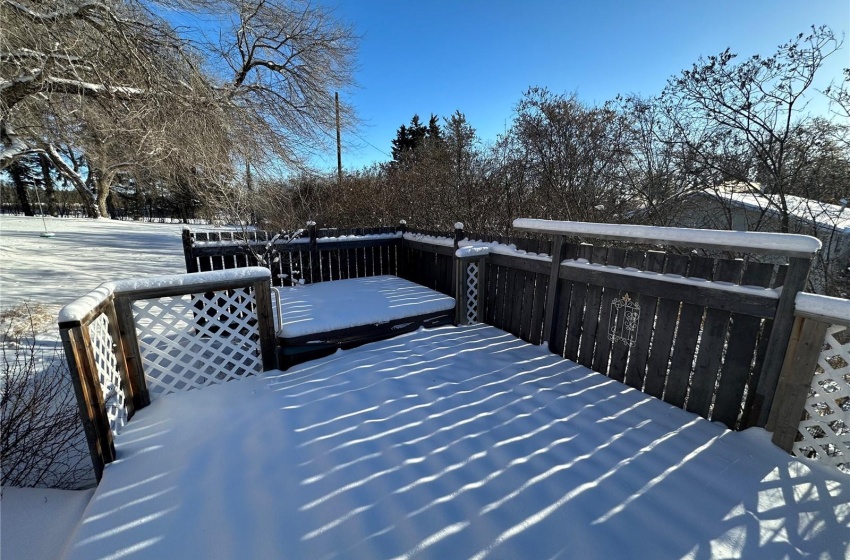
[705, 184, 850, 233]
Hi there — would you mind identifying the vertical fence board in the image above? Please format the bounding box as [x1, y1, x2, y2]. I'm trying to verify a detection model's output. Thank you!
[623, 250, 666, 390]
[686, 259, 744, 417]
[498, 264, 512, 331]
[364, 245, 375, 278]
[529, 273, 549, 345]
[608, 250, 646, 382]
[643, 254, 689, 399]
[592, 247, 626, 375]
[519, 271, 536, 342]
[711, 262, 775, 428]
[485, 263, 499, 327]
[564, 244, 592, 362]
[505, 266, 522, 336]
[578, 245, 608, 367]
[664, 255, 715, 408]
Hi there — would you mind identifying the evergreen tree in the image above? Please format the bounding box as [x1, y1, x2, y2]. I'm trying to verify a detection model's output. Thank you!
[7, 154, 40, 216]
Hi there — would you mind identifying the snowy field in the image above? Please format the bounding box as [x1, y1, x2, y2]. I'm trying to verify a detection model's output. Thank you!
[1, 216, 219, 560]
[1, 216, 218, 314]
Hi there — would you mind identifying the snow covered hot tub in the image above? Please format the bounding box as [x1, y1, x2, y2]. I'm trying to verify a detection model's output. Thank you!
[273, 275, 455, 367]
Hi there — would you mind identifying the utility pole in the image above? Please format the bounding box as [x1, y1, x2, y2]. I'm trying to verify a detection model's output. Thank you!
[335, 92, 342, 185]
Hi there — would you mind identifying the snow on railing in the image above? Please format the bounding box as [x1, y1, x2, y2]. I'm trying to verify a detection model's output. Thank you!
[58, 267, 276, 481]
[769, 293, 850, 475]
[403, 232, 454, 247]
[513, 218, 822, 257]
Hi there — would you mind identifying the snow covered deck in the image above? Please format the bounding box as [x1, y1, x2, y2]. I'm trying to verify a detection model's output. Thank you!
[62, 324, 849, 560]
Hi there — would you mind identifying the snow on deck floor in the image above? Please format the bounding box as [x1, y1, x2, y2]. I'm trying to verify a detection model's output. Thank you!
[63, 325, 849, 560]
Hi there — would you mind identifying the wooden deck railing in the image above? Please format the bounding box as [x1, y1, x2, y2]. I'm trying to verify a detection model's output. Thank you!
[66, 219, 848, 478]
[767, 293, 850, 472]
[447, 219, 823, 433]
[58, 267, 276, 480]
[183, 225, 402, 286]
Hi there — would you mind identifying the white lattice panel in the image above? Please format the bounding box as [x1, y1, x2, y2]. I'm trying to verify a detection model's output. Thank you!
[793, 323, 850, 475]
[465, 261, 480, 324]
[133, 287, 262, 399]
[88, 313, 127, 434]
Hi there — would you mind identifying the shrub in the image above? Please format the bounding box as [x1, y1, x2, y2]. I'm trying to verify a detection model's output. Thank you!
[1, 303, 93, 488]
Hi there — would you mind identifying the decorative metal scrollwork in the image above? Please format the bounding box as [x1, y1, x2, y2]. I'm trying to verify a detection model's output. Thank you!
[608, 293, 640, 347]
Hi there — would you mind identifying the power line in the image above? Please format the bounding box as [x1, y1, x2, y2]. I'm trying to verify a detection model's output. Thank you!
[349, 130, 391, 158]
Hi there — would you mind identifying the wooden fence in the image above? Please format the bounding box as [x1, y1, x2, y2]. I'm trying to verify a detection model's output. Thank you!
[183, 225, 401, 287]
[448, 220, 820, 433]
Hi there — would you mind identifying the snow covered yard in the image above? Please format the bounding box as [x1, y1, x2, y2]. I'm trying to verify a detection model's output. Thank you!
[1, 216, 218, 559]
[1, 216, 217, 313]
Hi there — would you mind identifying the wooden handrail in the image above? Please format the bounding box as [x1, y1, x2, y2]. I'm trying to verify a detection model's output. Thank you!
[513, 218, 822, 258]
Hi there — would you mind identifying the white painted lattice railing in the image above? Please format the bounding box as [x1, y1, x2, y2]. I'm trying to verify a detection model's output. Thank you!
[88, 313, 128, 434]
[59, 267, 276, 480]
[794, 322, 850, 473]
[133, 288, 264, 398]
[768, 293, 850, 475]
[455, 246, 489, 325]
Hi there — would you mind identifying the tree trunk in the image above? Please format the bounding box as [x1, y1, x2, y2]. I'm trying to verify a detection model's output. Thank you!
[38, 154, 58, 216]
[44, 144, 99, 218]
[94, 172, 115, 219]
[8, 161, 34, 216]
[133, 184, 144, 220]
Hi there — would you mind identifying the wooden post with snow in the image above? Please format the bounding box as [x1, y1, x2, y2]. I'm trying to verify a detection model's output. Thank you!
[751, 256, 813, 427]
[452, 222, 464, 299]
[542, 235, 566, 351]
[182, 228, 198, 273]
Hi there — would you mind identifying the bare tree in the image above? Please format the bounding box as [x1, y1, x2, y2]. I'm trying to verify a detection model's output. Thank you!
[2, 0, 357, 219]
[202, 0, 358, 178]
[507, 88, 630, 222]
[0, 0, 224, 217]
[661, 25, 844, 233]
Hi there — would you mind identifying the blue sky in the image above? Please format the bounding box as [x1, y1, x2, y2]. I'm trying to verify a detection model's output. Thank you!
[319, 0, 849, 171]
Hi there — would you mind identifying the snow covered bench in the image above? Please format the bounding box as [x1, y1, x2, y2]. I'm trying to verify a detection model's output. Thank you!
[273, 275, 455, 367]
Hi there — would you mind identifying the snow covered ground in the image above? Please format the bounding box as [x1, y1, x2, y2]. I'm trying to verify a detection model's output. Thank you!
[1, 487, 95, 560]
[1, 216, 219, 559]
[1, 216, 217, 314]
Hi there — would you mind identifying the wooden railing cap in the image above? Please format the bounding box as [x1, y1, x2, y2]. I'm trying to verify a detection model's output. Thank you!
[58, 268, 272, 326]
[795, 292, 850, 326]
[512, 218, 822, 258]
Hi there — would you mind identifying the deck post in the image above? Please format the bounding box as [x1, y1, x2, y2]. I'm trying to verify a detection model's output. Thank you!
[114, 296, 150, 408]
[60, 324, 116, 482]
[767, 316, 828, 451]
[253, 278, 278, 371]
[542, 235, 566, 351]
[752, 256, 812, 427]
[452, 223, 464, 299]
[182, 228, 198, 273]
